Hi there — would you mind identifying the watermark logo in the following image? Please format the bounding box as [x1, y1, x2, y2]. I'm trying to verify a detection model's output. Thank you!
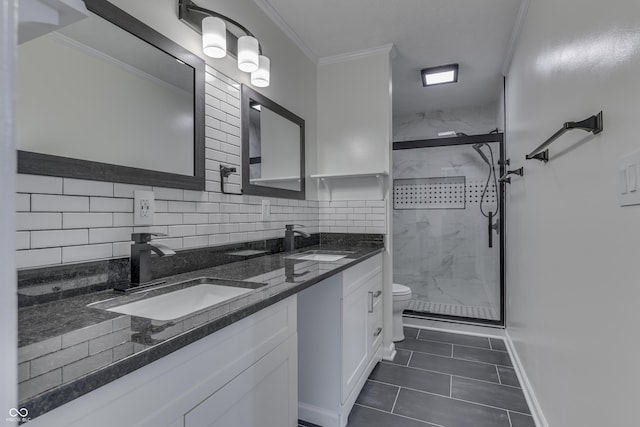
[6, 408, 30, 423]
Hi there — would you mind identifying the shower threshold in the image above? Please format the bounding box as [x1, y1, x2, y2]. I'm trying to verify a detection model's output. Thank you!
[406, 299, 498, 321]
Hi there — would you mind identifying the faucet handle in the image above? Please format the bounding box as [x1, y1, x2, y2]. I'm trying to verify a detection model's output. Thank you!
[131, 232, 167, 243]
[285, 224, 305, 230]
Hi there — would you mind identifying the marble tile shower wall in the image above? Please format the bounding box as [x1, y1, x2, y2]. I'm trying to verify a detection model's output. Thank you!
[14, 66, 320, 269]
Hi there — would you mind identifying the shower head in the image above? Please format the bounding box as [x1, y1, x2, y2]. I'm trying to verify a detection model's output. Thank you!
[472, 143, 491, 166]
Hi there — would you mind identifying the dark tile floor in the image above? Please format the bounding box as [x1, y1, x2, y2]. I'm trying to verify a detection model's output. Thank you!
[344, 327, 535, 427]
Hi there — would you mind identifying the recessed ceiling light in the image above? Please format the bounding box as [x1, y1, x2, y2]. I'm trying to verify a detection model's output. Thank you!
[421, 64, 459, 87]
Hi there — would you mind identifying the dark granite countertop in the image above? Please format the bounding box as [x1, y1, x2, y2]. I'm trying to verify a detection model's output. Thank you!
[18, 242, 384, 420]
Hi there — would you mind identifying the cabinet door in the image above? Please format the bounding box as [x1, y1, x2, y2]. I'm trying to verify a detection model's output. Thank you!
[341, 284, 369, 403]
[185, 335, 297, 427]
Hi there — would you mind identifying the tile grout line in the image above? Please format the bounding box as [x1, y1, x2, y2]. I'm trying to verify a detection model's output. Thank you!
[366, 378, 531, 416]
[407, 350, 414, 366]
[384, 353, 522, 390]
[353, 403, 445, 427]
[412, 329, 493, 351]
[402, 343, 513, 368]
[390, 386, 401, 413]
[496, 364, 502, 385]
[507, 411, 514, 427]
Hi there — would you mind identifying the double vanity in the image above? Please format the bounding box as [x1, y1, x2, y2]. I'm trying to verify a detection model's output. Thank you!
[18, 240, 385, 426]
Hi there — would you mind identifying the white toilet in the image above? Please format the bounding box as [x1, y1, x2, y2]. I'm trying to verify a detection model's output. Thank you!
[392, 283, 412, 342]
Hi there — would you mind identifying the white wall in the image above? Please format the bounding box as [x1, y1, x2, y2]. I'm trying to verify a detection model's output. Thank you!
[393, 103, 498, 142]
[1, 0, 17, 414]
[317, 47, 393, 175]
[505, 0, 640, 425]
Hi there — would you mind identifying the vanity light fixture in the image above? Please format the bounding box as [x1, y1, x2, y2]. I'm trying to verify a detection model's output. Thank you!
[178, 0, 270, 87]
[421, 63, 459, 86]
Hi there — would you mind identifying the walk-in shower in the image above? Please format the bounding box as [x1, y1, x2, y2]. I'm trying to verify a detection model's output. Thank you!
[392, 134, 504, 324]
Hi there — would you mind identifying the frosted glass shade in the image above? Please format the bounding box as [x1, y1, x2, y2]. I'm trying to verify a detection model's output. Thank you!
[237, 36, 259, 72]
[251, 55, 270, 87]
[202, 17, 226, 58]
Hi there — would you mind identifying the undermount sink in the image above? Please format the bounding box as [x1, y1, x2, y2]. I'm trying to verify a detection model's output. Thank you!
[285, 250, 354, 262]
[91, 278, 264, 321]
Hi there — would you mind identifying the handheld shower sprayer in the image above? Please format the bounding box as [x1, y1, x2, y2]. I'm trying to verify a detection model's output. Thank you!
[472, 143, 491, 166]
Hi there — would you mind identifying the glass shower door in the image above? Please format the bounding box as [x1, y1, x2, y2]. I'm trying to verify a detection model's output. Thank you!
[392, 139, 503, 324]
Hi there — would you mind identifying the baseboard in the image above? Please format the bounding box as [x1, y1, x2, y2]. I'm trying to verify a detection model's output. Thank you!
[298, 402, 340, 427]
[504, 330, 549, 427]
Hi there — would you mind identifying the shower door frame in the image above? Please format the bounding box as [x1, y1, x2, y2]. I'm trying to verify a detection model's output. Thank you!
[393, 132, 506, 327]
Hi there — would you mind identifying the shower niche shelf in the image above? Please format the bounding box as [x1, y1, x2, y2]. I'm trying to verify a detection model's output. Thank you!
[311, 171, 388, 201]
[393, 176, 466, 210]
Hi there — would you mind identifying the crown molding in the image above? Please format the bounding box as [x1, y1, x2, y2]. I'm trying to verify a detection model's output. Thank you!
[318, 43, 395, 66]
[252, 0, 318, 63]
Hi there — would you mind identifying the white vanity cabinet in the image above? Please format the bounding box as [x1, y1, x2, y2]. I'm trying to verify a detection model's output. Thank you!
[27, 296, 298, 427]
[298, 253, 384, 427]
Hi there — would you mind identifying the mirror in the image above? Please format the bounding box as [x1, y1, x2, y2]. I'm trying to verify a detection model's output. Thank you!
[241, 85, 305, 200]
[16, 0, 205, 190]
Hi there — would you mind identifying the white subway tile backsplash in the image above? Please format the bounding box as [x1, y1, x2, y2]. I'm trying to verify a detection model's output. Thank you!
[167, 225, 196, 237]
[32, 195, 89, 212]
[89, 227, 133, 244]
[183, 213, 208, 224]
[17, 174, 63, 194]
[31, 230, 88, 249]
[90, 197, 133, 213]
[16, 193, 30, 211]
[63, 213, 112, 229]
[113, 242, 132, 257]
[113, 213, 134, 227]
[17, 213, 62, 231]
[183, 190, 208, 202]
[113, 183, 152, 198]
[183, 235, 209, 248]
[154, 213, 183, 226]
[17, 248, 62, 268]
[168, 201, 197, 213]
[196, 224, 219, 235]
[16, 232, 30, 250]
[209, 234, 229, 246]
[153, 187, 184, 201]
[62, 244, 112, 263]
[64, 179, 113, 197]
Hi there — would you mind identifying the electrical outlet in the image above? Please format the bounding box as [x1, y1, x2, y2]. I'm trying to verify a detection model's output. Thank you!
[261, 199, 271, 221]
[134, 190, 155, 225]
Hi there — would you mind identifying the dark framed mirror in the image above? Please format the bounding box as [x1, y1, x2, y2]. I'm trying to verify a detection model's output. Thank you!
[16, 0, 205, 190]
[241, 85, 305, 200]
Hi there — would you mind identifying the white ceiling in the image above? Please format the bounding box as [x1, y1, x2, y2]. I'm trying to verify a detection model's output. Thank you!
[255, 0, 522, 118]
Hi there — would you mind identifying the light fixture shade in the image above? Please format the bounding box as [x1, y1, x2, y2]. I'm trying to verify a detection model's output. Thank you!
[251, 55, 270, 87]
[202, 16, 226, 58]
[237, 35, 259, 72]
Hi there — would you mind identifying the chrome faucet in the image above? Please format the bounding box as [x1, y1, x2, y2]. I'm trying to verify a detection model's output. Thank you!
[284, 224, 310, 252]
[115, 232, 175, 293]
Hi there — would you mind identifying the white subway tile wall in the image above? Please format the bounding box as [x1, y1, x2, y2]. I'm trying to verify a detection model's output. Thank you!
[15, 67, 385, 269]
[318, 200, 387, 234]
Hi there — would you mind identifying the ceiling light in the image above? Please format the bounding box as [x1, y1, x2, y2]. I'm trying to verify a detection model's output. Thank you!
[238, 36, 259, 72]
[201, 16, 226, 58]
[421, 64, 459, 87]
[251, 55, 270, 88]
[178, 0, 270, 87]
